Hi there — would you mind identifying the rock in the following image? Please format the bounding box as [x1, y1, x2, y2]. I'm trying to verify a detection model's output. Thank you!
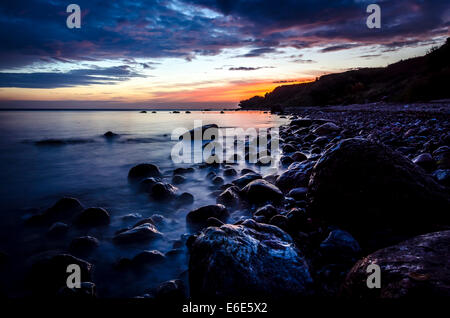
[320, 230, 361, 258]
[138, 177, 160, 192]
[27, 252, 92, 295]
[254, 204, 277, 219]
[128, 163, 162, 181]
[185, 124, 219, 140]
[172, 175, 186, 185]
[206, 217, 224, 227]
[155, 279, 186, 301]
[132, 250, 166, 267]
[341, 230, 450, 298]
[275, 161, 315, 192]
[280, 155, 294, 166]
[285, 208, 308, 232]
[113, 223, 163, 244]
[103, 131, 118, 138]
[69, 236, 99, 255]
[47, 222, 69, 237]
[58, 282, 96, 298]
[232, 172, 262, 188]
[412, 153, 435, 171]
[242, 179, 283, 205]
[269, 214, 289, 231]
[432, 169, 450, 186]
[223, 168, 237, 177]
[188, 219, 313, 298]
[216, 187, 240, 208]
[288, 187, 308, 201]
[282, 144, 297, 153]
[291, 152, 307, 162]
[175, 192, 194, 205]
[74, 207, 110, 227]
[26, 197, 84, 224]
[150, 182, 177, 201]
[212, 176, 224, 186]
[186, 204, 229, 228]
[308, 138, 450, 250]
[241, 168, 255, 175]
[312, 122, 341, 136]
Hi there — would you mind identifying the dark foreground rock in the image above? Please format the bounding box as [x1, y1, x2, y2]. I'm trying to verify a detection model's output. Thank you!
[188, 219, 313, 298]
[74, 207, 110, 227]
[27, 252, 92, 296]
[26, 197, 84, 225]
[308, 138, 449, 250]
[242, 179, 283, 205]
[341, 230, 450, 298]
[113, 223, 163, 244]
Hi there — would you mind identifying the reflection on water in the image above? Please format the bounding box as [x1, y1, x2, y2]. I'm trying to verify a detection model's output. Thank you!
[0, 110, 288, 297]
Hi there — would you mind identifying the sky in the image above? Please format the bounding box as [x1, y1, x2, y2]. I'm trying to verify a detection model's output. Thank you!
[0, 0, 448, 109]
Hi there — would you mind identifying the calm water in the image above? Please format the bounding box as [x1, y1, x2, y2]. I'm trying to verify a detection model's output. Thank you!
[0, 110, 288, 297]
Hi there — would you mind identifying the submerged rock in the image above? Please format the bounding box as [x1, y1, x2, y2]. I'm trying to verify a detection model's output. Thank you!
[150, 182, 177, 201]
[155, 279, 186, 301]
[74, 207, 110, 227]
[113, 223, 163, 244]
[47, 222, 69, 237]
[26, 197, 84, 225]
[69, 236, 100, 256]
[188, 219, 313, 298]
[341, 230, 450, 298]
[308, 138, 450, 250]
[128, 163, 162, 181]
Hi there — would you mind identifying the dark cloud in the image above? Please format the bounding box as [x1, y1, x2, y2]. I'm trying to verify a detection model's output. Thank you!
[320, 44, 360, 53]
[0, 0, 448, 71]
[0, 65, 144, 88]
[229, 66, 274, 71]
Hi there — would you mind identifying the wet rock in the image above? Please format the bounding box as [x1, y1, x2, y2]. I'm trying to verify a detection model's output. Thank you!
[241, 168, 255, 175]
[319, 230, 361, 259]
[269, 214, 289, 231]
[175, 192, 194, 205]
[103, 131, 118, 138]
[69, 236, 100, 256]
[74, 207, 110, 227]
[412, 153, 435, 171]
[280, 155, 294, 166]
[291, 152, 307, 162]
[138, 177, 160, 192]
[282, 144, 297, 153]
[308, 138, 450, 250]
[132, 250, 166, 267]
[128, 163, 162, 181]
[242, 179, 283, 205]
[150, 182, 177, 201]
[223, 167, 237, 177]
[341, 230, 450, 298]
[432, 169, 450, 186]
[155, 279, 186, 301]
[275, 161, 315, 192]
[232, 172, 262, 188]
[216, 186, 240, 208]
[188, 219, 313, 298]
[254, 204, 277, 219]
[172, 175, 186, 185]
[285, 208, 308, 232]
[185, 124, 219, 140]
[47, 222, 69, 237]
[312, 122, 340, 136]
[206, 217, 225, 227]
[288, 187, 308, 201]
[113, 223, 163, 244]
[26, 197, 84, 225]
[27, 252, 92, 295]
[212, 176, 224, 186]
[186, 204, 229, 228]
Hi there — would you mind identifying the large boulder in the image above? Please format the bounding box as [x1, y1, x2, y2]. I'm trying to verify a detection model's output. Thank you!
[308, 138, 449, 249]
[74, 207, 110, 227]
[188, 219, 313, 298]
[242, 179, 283, 205]
[232, 172, 262, 188]
[149, 182, 177, 201]
[341, 230, 450, 298]
[216, 186, 240, 208]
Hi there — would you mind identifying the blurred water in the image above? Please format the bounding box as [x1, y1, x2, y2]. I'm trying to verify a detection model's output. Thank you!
[0, 110, 288, 297]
